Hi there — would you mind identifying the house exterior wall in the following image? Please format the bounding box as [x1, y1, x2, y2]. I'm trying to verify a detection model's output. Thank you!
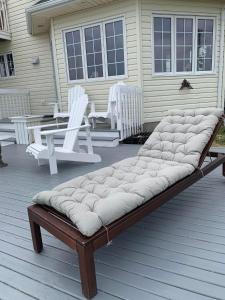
[0, 0, 56, 115]
[140, 0, 223, 123]
[52, 0, 224, 123]
[52, 0, 140, 113]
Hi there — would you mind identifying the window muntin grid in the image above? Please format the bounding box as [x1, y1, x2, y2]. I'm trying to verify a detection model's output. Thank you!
[64, 19, 126, 82]
[0, 52, 15, 78]
[6, 53, 15, 77]
[197, 19, 213, 72]
[154, 17, 172, 73]
[105, 20, 125, 76]
[153, 15, 215, 74]
[84, 25, 103, 79]
[176, 18, 193, 72]
[65, 30, 84, 81]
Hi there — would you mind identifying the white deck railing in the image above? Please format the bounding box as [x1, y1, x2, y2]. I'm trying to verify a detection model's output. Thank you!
[116, 85, 143, 140]
[0, 0, 9, 33]
[0, 89, 31, 119]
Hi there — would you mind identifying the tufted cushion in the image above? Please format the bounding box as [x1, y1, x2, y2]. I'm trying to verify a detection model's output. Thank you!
[33, 108, 223, 236]
[138, 108, 223, 168]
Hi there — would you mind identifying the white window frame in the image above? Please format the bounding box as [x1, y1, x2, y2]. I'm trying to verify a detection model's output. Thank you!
[152, 14, 216, 76]
[63, 17, 128, 83]
[0, 52, 15, 80]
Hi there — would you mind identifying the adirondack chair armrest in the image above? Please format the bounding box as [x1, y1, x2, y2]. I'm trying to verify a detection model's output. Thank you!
[41, 124, 91, 136]
[27, 122, 68, 131]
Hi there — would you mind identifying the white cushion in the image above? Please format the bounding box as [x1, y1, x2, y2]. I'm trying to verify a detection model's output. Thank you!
[33, 108, 223, 236]
[138, 108, 223, 168]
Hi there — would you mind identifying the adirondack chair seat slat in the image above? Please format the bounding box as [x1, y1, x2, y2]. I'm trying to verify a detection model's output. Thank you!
[33, 108, 223, 236]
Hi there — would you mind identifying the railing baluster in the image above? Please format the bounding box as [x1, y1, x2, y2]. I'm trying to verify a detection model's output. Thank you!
[0, 89, 31, 118]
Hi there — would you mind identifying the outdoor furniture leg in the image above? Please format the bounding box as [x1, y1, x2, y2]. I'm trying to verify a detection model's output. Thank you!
[0, 144, 7, 168]
[28, 213, 43, 253]
[77, 242, 97, 299]
[223, 162, 225, 177]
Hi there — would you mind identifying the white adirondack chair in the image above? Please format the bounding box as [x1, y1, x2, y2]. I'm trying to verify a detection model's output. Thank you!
[26, 94, 101, 175]
[88, 81, 126, 129]
[52, 85, 85, 118]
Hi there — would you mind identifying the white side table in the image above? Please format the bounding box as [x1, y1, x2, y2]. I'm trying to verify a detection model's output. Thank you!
[10, 115, 44, 145]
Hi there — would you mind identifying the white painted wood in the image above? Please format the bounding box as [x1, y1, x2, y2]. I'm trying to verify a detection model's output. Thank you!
[0, 89, 31, 119]
[10, 115, 45, 145]
[89, 82, 143, 140]
[0, 0, 10, 39]
[26, 94, 101, 174]
[53, 85, 85, 119]
[46, 134, 57, 175]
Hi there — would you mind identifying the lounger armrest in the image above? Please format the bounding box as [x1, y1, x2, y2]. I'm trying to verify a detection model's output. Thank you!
[41, 124, 91, 136]
[27, 122, 68, 130]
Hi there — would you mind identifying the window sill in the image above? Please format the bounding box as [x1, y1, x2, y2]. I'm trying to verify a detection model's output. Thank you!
[152, 71, 217, 78]
[0, 76, 16, 81]
[67, 74, 128, 84]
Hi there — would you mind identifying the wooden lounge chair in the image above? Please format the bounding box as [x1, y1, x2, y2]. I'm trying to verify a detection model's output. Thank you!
[28, 109, 225, 299]
[26, 94, 101, 175]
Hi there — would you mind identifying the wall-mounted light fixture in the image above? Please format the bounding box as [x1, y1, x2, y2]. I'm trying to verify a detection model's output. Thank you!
[32, 56, 40, 65]
[180, 79, 193, 90]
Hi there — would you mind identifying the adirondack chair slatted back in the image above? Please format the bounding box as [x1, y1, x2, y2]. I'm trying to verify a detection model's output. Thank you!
[68, 86, 85, 113]
[63, 94, 88, 151]
[106, 82, 126, 115]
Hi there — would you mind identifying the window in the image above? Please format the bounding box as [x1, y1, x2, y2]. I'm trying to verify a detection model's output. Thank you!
[154, 17, 172, 73]
[64, 19, 126, 82]
[65, 30, 84, 80]
[84, 25, 103, 79]
[153, 15, 215, 74]
[105, 20, 125, 76]
[0, 52, 15, 78]
[176, 18, 193, 72]
[197, 19, 214, 71]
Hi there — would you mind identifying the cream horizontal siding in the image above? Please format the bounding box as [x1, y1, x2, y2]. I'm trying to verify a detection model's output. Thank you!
[141, 0, 222, 123]
[53, 0, 139, 112]
[0, 0, 56, 115]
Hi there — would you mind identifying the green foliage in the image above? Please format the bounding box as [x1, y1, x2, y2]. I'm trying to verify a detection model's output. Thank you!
[214, 126, 225, 146]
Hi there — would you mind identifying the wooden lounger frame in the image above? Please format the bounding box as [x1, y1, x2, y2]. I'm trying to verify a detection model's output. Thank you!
[28, 117, 225, 299]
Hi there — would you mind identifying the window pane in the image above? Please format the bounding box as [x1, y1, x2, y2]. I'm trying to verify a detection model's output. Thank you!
[105, 20, 125, 76]
[155, 60, 163, 73]
[176, 18, 193, 72]
[85, 25, 103, 78]
[65, 32, 73, 44]
[0, 55, 6, 77]
[65, 29, 84, 81]
[154, 17, 163, 31]
[154, 17, 171, 73]
[93, 26, 101, 39]
[114, 21, 123, 35]
[6, 53, 15, 77]
[197, 19, 213, 71]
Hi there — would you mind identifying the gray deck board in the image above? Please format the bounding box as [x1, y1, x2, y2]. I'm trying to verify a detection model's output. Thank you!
[0, 144, 225, 299]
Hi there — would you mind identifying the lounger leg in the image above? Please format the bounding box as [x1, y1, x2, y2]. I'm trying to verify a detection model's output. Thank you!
[223, 163, 225, 177]
[77, 242, 97, 299]
[28, 213, 43, 253]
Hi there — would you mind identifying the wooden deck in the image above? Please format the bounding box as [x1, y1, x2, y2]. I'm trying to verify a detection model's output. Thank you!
[0, 144, 225, 300]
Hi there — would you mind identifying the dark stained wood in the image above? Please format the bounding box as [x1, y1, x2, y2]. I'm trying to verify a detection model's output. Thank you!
[77, 242, 97, 299]
[27, 117, 225, 299]
[28, 210, 43, 253]
[198, 117, 223, 168]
